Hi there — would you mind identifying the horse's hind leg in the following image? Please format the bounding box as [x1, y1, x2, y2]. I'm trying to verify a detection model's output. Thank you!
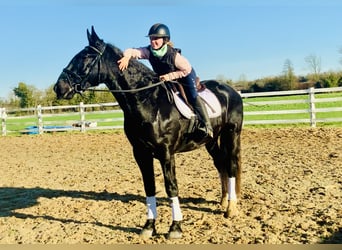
[206, 139, 229, 209]
[223, 124, 242, 218]
[206, 124, 242, 218]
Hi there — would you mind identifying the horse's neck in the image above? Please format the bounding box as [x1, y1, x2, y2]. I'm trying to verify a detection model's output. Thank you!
[103, 51, 158, 118]
[109, 80, 159, 121]
[104, 45, 156, 90]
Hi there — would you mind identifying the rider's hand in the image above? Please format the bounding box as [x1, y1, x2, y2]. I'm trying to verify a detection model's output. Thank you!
[117, 56, 130, 71]
[159, 74, 171, 81]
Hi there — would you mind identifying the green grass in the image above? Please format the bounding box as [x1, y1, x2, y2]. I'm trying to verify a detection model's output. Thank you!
[242, 92, 342, 128]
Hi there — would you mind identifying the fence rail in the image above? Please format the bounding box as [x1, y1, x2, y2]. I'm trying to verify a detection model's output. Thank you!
[1, 102, 123, 136]
[1, 87, 342, 136]
[240, 86, 342, 126]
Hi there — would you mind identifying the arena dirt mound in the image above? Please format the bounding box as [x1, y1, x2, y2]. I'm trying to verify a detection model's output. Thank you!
[0, 128, 341, 243]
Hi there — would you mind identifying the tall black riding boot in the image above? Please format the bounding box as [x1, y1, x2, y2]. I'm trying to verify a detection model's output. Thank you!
[193, 96, 213, 138]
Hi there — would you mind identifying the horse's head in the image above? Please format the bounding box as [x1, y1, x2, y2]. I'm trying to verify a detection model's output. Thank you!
[54, 26, 106, 99]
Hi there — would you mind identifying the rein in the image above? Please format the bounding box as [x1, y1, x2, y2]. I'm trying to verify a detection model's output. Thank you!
[87, 80, 166, 93]
[86, 80, 174, 103]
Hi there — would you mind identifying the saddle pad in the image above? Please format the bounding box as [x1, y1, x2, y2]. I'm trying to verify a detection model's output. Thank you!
[172, 88, 222, 119]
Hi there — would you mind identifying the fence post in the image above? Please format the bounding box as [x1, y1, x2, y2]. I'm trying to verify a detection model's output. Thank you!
[1, 108, 7, 136]
[37, 105, 43, 134]
[308, 87, 316, 127]
[79, 102, 86, 132]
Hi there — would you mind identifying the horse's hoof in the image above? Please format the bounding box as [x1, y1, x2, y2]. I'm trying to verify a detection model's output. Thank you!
[140, 229, 155, 239]
[224, 200, 238, 218]
[168, 221, 182, 239]
[220, 198, 228, 210]
[140, 219, 156, 239]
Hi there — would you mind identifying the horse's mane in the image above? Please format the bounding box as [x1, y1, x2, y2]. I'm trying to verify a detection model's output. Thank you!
[105, 43, 162, 104]
[107, 43, 158, 82]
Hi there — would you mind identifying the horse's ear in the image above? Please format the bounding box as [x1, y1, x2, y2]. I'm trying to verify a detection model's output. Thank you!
[87, 26, 97, 45]
[87, 28, 91, 43]
[87, 26, 104, 49]
[91, 26, 100, 41]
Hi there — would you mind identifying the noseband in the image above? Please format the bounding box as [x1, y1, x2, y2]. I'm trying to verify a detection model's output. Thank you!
[62, 45, 105, 95]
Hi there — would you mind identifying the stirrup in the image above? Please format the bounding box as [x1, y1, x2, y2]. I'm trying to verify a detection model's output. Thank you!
[197, 125, 213, 139]
[206, 126, 213, 138]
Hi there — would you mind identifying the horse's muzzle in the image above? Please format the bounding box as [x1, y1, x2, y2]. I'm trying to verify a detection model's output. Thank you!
[54, 80, 75, 99]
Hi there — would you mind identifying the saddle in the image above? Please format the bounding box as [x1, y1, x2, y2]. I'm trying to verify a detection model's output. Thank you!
[167, 79, 222, 119]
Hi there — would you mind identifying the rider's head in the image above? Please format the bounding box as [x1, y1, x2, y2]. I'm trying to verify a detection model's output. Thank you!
[147, 23, 170, 43]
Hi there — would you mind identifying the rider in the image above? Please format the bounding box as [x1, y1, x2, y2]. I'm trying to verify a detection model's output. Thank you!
[117, 23, 213, 138]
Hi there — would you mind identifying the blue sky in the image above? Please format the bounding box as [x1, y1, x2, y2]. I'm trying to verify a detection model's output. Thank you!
[1, 0, 342, 99]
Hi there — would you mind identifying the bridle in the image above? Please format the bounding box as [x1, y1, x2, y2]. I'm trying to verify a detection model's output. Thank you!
[62, 45, 105, 96]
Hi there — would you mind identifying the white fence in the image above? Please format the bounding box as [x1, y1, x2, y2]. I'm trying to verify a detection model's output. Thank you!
[1, 87, 342, 136]
[241, 86, 342, 126]
[0, 102, 123, 136]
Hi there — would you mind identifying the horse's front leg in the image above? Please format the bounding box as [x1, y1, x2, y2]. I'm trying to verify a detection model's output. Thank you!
[160, 153, 183, 239]
[133, 147, 157, 238]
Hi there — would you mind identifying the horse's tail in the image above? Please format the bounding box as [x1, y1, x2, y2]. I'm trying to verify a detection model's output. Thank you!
[235, 132, 242, 198]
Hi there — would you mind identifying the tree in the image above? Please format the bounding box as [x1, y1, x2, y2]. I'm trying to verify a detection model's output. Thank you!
[282, 59, 296, 90]
[320, 71, 340, 88]
[234, 74, 249, 91]
[13, 82, 36, 108]
[305, 54, 321, 81]
[43, 85, 62, 106]
[216, 74, 233, 86]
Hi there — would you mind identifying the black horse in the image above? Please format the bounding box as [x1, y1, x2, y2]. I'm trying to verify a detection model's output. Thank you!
[54, 27, 243, 239]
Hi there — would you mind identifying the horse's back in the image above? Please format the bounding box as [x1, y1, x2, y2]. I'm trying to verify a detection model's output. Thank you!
[202, 80, 243, 121]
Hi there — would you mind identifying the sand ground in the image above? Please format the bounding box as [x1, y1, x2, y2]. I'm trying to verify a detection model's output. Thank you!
[0, 128, 341, 243]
